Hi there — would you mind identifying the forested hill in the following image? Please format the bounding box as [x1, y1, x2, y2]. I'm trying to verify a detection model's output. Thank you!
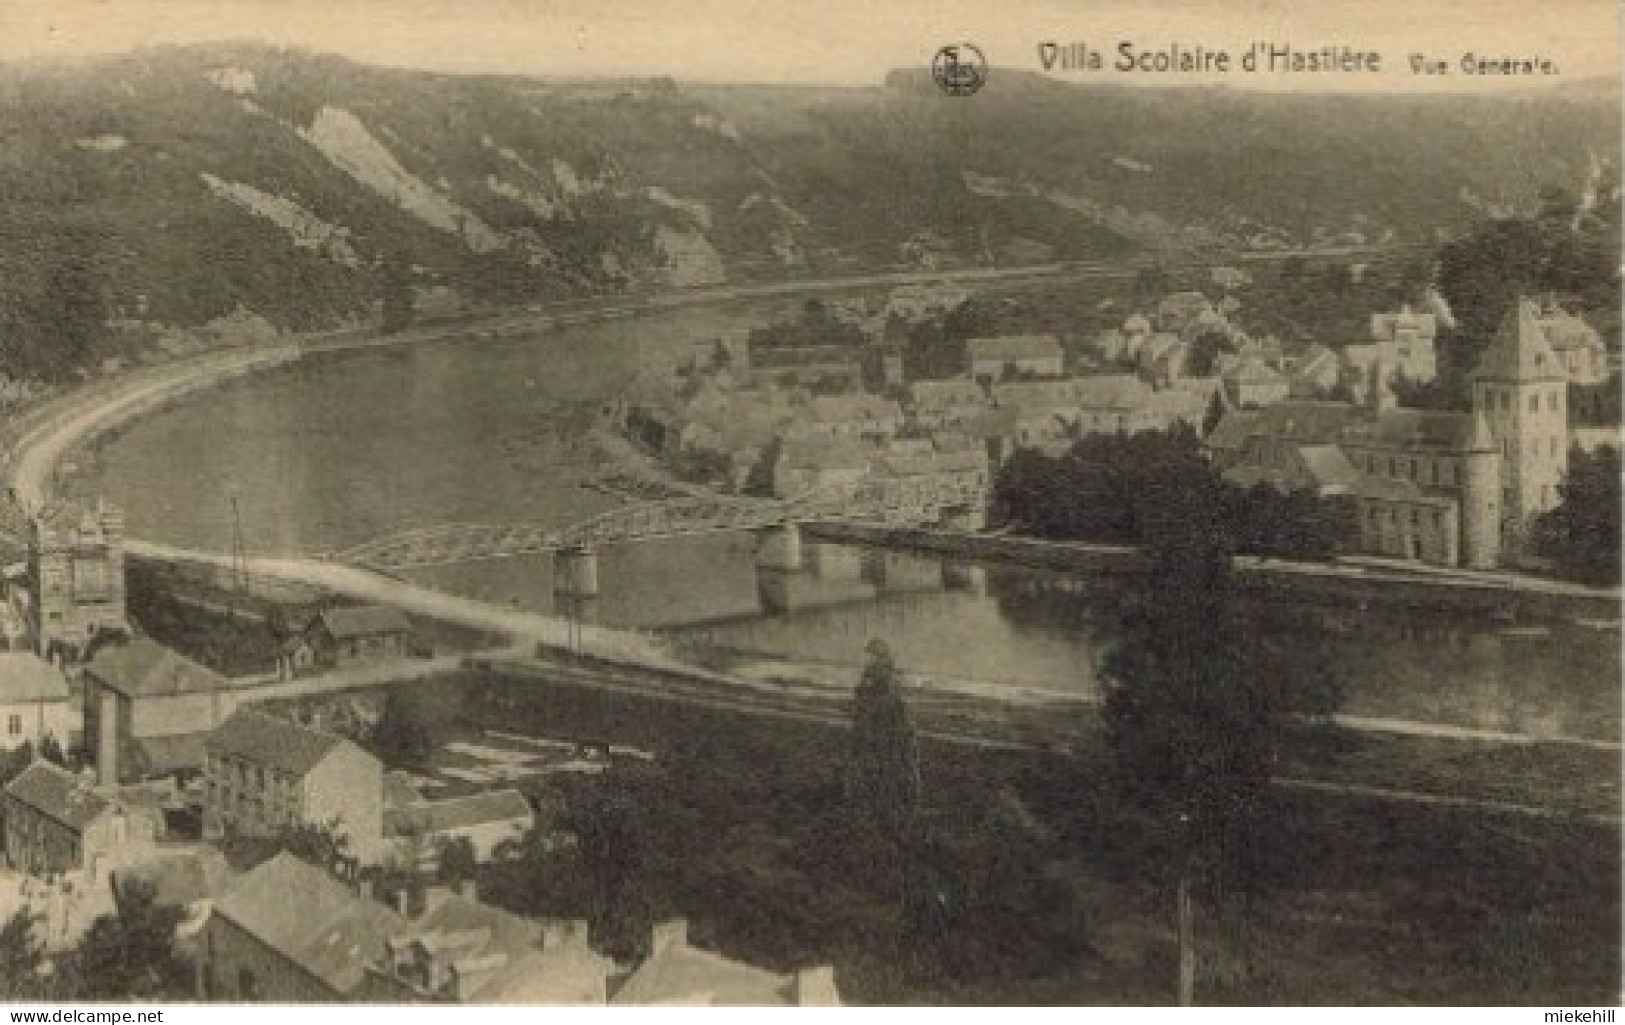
[0, 44, 1615, 381]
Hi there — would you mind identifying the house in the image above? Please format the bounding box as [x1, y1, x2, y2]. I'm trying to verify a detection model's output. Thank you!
[869, 446, 991, 516]
[1224, 356, 1290, 409]
[286, 605, 413, 675]
[202, 707, 384, 862]
[966, 335, 1064, 382]
[82, 637, 233, 787]
[1370, 306, 1439, 383]
[772, 436, 871, 499]
[27, 499, 127, 665]
[1155, 291, 1215, 334]
[786, 394, 903, 440]
[385, 788, 535, 865]
[2, 761, 157, 879]
[1289, 344, 1343, 398]
[0, 653, 74, 752]
[906, 378, 989, 430]
[611, 919, 840, 1006]
[202, 852, 411, 1001]
[1532, 303, 1609, 386]
[206, 850, 612, 1004]
[364, 891, 610, 1003]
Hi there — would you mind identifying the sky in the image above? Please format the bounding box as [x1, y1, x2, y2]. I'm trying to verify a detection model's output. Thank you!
[0, 0, 1616, 91]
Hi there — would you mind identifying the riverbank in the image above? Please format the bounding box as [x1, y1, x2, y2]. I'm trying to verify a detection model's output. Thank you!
[802, 522, 1623, 623]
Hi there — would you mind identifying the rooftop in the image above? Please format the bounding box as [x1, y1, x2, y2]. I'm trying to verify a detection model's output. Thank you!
[205, 707, 355, 778]
[1471, 297, 1568, 383]
[389, 894, 607, 1003]
[966, 334, 1063, 363]
[0, 653, 70, 703]
[1211, 401, 1492, 456]
[385, 789, 533, 837]
[315, 605, 413, 640]
[85, 637, 226, 699]
[611, 922, 832, 1006]
[3, 761, 112, 833]
[214, 852, 409, 997]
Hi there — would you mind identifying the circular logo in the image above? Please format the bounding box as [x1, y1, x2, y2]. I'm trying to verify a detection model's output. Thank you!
[932, 43, 987, 97]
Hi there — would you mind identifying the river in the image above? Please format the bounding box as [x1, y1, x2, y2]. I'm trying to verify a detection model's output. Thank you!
[66, 308, 1622, 744]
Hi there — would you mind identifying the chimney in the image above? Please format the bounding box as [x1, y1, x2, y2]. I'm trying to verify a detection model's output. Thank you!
[1367, 358, 1396, 415]
[96, 687, 119, 789]
[793, 966, 840, 1007]
[650, 918, 688, 954]
[392, 887, 411, 917]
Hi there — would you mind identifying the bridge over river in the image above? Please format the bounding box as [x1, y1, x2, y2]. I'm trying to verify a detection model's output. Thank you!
[331, 473, 988, 572]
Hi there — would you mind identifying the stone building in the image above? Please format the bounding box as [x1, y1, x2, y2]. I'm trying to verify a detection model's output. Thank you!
[203, 852, 410, 1001]
[965, 335, 1064, 382]
[0, 653, 75, 753]
[1471, 297, 1572, 549]
[202, 708, 384, 862]
[28, 499, 126, 665]
[82, 637, 234, 787]
[1369, 305, 1439, 384]
[1208, 297, 1570, 568]
[2, 761, 157, 879]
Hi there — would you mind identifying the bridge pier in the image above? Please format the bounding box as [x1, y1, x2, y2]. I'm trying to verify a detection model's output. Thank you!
[755, 522, 803, 572]
[941, 561, 986, 594]
[939, 503, 986, 532]
[553, 543, 601, 625]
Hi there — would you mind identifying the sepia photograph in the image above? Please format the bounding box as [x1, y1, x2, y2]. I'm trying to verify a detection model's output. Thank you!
[0, 0, 1615, 1008]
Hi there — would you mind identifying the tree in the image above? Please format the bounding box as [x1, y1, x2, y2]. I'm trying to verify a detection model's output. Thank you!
[1533, 445, 1622, 585]
[848, 640, 921, 834]
[0, 740, 34, 786]
[1099, 527, 1313, 1005]
[369, 685, 446, 766]
[741, 435, 783, 498]
[277, 819, 354, 878]
[435, 834, 479, 890]
[57, 882, 190, 1000]
[0, 908, 47, 999]
[31, 230, 108, 381]
[36, 734, 65, 768]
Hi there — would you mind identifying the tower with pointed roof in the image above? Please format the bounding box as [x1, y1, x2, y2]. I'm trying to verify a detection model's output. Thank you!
[28, 498, 126, 664]
[1470, 297, 1570, 554]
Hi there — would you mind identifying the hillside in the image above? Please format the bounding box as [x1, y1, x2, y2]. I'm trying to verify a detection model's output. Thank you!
[0, 44, 1616, 380]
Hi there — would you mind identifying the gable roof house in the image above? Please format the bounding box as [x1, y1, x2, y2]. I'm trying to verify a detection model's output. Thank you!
[82, 636, 233, 787]
[203, 708, 384, 863]
[203, 852, 411, 1001]
[966, 335, 1065, 381]
[385, 788, 535, 866]
[366, 892, 610, 1004]
[0, 652, 74, 752]
[2, 760, 158, 880]
[611, 919, 840, 1007]
[292, 605, 415, 673]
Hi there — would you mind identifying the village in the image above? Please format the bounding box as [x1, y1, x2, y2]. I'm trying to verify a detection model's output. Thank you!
[618, 267, 1617, 571]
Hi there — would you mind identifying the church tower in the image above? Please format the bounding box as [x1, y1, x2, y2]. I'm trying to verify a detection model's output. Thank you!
[1469, 297, 1569, 554]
